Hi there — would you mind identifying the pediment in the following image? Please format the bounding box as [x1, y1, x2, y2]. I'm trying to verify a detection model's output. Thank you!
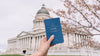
[17, 31, 31, 37]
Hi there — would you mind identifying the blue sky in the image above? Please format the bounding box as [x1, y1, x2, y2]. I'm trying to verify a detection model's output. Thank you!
[0, 0, 100, 51]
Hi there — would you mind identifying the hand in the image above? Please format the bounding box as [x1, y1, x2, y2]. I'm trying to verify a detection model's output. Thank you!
[31, 35, 55, 56]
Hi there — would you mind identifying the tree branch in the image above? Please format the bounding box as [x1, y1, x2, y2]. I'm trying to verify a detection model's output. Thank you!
[64, 0, 92, 26]
[82, 0, 100, 20]
[93, 34, 100, 35]
[97, 0, 100, 3]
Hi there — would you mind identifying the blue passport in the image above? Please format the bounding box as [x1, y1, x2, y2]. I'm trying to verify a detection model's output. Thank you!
[44, 18, 64, 45]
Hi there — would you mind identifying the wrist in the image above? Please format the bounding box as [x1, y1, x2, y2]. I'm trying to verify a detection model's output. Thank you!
[31, 51, 43, 56]
[37, 51, 43, 56]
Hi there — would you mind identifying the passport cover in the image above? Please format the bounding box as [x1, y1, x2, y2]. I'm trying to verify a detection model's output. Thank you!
[44, 17, 64, 45]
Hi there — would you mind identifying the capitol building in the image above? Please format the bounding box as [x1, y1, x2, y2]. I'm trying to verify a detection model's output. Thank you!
[5, 5, 99, 55]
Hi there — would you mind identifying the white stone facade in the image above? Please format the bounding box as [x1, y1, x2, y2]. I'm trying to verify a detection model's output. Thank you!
[5, 5, 98, 55]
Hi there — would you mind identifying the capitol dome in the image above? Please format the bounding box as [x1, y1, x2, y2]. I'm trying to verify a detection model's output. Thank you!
[36, 4, 49, 15]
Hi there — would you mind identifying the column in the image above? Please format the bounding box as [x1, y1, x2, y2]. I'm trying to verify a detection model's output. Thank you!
[27, 37, 29, 48]
[35, 37, 37, 49]
[29, 37, 30, 49]
[38, 36, 40, 48]
[79, 34, 81, 47]
[22, 38, 23, 48]
[78, 34, 80, 46]
[25, 38, 26, 48]
[75, 33, 77, 46]
[20, 39, 21, 48]
[16, 40, 18, 49]
[80, 35, 82, 46]
[74, 33, 76, 44]
[39, 36, 40, 47]
[36, 36, 38, 49]
[82, 35, 84, 47]
[37, 36, 39, 49]
[22, 39, 23, 49]
[83, 35, 85, 47]
[34, 37, 35, 49]
[35, 37, 36, 49]
[25, 37, 26, 48]
[75, 34, 78, 47]
[23, 38, 25, 48]
[28, 37, 29, 48]
[19, 39, 21, 48]
[87, 36, 89, 48]
[18, 40, 19, 48]
[77, 34, 79, 43]
[24, 38, 25, 48]
[83, 35, 85, 48]
[67, 32, 69, 47]
[30, 37, 32, 49]
[20, 39, 22, 48]
[27, 37, 28, 48]
[41, 35, 42, 39]
[32, 37, 35, 49]
[85, 35, 87, 48]
[69, 33, 72, 47]
[26, 37, 27, 48]
[22, 38, 23, 49]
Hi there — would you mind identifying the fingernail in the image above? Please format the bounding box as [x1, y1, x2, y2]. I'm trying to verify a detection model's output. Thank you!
[51, 35, 54, 37]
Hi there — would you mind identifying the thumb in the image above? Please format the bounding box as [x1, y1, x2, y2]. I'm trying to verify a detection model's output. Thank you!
[48, 35, 54, 44]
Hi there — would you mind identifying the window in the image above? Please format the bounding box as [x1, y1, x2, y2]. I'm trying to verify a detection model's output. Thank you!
[75, 33, 76, 37]
[31, 37, 32, 40]
[43, 35, 45, 37]
[67, 32, 69, 37]
[41, 35, 42, 39]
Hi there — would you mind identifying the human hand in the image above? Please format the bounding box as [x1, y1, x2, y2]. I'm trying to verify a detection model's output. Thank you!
[38, 35, 54, 55]
[31, 35, 54, 56]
